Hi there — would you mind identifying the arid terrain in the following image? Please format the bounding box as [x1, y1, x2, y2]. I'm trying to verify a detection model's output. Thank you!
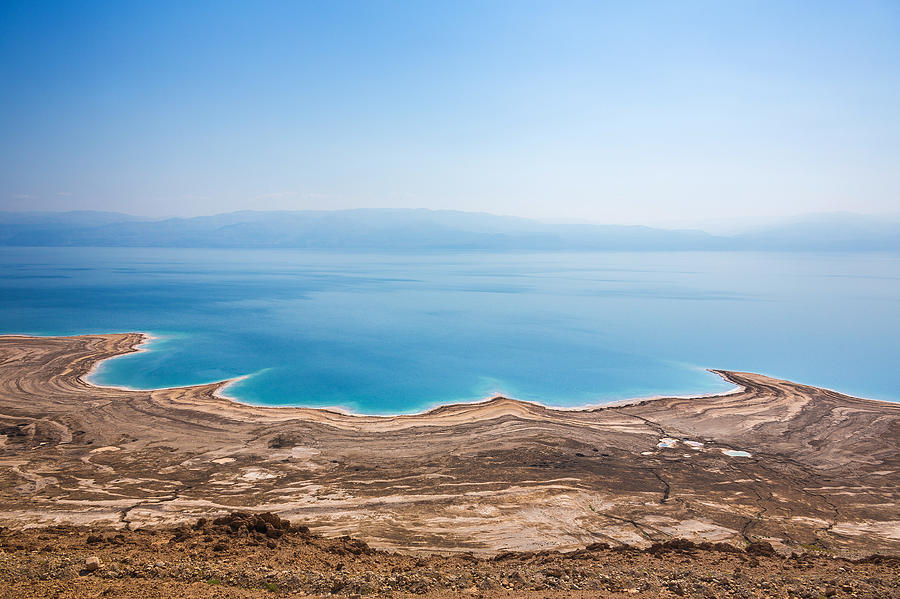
[2, 512, 898, 598]
[0, 333, 898, 597]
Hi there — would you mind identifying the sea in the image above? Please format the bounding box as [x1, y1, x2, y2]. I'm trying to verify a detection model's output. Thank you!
[1, 247, 898, 414]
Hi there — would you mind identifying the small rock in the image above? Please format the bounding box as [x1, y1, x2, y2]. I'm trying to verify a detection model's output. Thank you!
[745, 542, 777, 557]
[84, 556, 102, 572]
[543, 567, 564, 578]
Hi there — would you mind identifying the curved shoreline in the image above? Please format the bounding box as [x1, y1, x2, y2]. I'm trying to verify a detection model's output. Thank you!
[1, 331, 897, 555]
[81, 331, 160, 391]
[74, 331, 744, 418]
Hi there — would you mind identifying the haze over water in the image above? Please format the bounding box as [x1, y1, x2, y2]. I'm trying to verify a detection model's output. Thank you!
[1, 246, 898, 414]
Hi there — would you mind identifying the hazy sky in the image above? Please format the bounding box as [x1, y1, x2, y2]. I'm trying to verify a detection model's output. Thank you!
[1, 1, 898, 224]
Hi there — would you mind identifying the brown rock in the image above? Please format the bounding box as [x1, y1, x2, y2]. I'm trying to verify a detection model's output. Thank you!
[745, 542, 777, 557]
[84, 556, 102, 572]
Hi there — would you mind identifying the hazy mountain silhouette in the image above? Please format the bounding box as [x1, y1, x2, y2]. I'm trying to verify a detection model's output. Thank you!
[730, 212, 900, 251]
[0, 209, 896, 251]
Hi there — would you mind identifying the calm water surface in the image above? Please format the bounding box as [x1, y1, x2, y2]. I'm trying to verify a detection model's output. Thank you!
[1, 247, 898, 414]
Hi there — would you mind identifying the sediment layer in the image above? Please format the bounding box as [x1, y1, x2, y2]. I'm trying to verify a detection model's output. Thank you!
[0, 333, 897, 555]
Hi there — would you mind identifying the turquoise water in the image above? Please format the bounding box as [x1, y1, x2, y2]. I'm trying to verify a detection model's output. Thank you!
[1, 247, 898, 414]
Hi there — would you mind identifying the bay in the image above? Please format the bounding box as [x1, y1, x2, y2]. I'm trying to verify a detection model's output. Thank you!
[1, 247, 897, 414]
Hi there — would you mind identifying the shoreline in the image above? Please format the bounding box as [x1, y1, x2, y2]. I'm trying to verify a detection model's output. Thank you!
[81, 331, 160, 391]
[74, 331, 747, 418]
[1, 331, 897, 555]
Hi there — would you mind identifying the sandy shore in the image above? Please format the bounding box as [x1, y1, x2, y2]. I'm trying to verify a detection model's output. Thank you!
[0, 333, 898, 556]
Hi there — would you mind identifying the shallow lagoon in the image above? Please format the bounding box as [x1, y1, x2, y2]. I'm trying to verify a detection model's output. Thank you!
[1, 247, 898, 414]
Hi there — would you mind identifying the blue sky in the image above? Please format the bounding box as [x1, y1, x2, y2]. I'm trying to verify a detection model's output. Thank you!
[1, 1, 898, 224]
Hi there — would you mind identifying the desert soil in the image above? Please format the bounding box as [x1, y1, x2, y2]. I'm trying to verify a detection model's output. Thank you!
[0, 333, 898, 597]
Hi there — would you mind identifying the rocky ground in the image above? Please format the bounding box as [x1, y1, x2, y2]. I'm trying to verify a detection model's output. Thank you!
[0, 333, 899, 598]
[1, 512, 897, 598]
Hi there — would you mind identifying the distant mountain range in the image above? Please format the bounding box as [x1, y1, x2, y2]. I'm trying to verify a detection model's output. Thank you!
[0, 209, 897, 251]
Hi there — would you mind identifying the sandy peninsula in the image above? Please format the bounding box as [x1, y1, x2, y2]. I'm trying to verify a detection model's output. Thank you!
[0, 333, 898, 559]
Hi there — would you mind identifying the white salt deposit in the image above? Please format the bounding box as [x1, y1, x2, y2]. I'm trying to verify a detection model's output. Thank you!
[721, 449, 752, 458]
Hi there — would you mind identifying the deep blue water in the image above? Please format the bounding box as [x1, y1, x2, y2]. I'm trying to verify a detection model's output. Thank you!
[1, 247, 898, 414]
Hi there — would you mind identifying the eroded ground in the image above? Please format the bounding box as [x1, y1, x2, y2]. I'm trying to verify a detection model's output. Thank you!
[2, 513, 898, 598]
[0, 334, 897, 557]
